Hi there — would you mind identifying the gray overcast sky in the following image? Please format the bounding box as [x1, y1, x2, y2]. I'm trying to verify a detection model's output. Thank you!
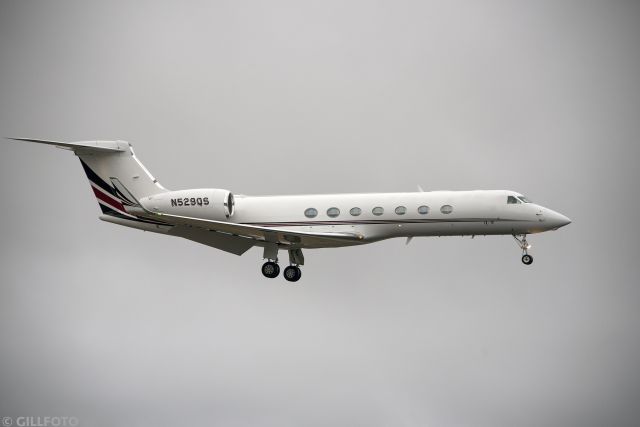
[1, 1, 639, 426]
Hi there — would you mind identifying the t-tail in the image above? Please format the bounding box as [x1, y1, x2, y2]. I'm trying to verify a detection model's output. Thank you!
[6, 137, 170, 228]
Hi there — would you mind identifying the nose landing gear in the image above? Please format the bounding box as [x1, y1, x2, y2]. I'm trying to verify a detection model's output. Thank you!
[513, 234, 534, 265]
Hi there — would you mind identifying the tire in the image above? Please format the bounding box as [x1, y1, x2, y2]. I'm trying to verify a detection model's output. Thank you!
[521, 254, 533, 265]
[262, 261, 280, 278]
[283, 266, 302, 282]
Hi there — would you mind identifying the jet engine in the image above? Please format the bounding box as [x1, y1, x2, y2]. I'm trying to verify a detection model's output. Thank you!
[140, 188, 235, 220]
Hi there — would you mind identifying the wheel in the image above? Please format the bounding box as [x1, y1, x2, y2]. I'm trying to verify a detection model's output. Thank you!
[521, 254, 533, 265]
[262, 261, 280, 278]
[284, 266, 301, 282]
[283, 266, 302, 282]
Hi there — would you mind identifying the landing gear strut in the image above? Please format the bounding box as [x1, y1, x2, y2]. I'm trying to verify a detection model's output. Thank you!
[513, 234, 533, 265]
[283, 249, 303, 282]
[261, 246, 305, 281]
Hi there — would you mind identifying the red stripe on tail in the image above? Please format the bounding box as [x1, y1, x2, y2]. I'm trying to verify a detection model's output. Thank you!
[92, 186, 126, 212]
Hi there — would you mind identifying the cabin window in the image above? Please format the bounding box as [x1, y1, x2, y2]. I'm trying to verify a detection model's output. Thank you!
[417, 205, 430, 215]
[440, 205, 453, 214]
[372, 207, 384, 216]
[304, 208, 318, 218]
[395, 206, 407, 215]
[507, 196, 521, 204]
[327, 207, 340, 218]
[350, 207, 362, 216]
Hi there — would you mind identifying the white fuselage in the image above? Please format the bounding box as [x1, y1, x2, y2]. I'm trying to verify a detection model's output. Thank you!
[142, 189, 571, 249]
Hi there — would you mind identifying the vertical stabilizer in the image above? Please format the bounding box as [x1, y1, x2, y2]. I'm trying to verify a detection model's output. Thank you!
[76, 143, 168, 217]
[6, 138, 168, 219]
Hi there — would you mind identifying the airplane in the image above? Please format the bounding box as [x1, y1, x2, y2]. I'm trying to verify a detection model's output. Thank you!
[6, 138, 571, 282]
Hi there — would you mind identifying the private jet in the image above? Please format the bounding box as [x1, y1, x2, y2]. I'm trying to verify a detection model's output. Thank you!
[6, 138, 571, 281]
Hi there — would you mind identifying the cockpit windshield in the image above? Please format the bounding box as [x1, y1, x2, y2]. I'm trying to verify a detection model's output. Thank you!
[507, 196, 521, 204]
[507, 195, 532, 204]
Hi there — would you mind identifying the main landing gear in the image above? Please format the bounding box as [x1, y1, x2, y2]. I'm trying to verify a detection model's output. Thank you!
[261, 261, 280, 278]
[513, 234, 533, 265]
[260, 261, 302, 282]
[261, 246, 304, 282]
[283, 265, 302, 282]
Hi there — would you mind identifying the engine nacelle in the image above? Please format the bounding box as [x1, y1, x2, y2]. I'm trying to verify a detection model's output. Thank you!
[141, 188, 235, 220]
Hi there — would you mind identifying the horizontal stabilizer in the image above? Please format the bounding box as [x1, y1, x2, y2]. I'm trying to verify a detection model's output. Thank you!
[6, 137, 128, 153]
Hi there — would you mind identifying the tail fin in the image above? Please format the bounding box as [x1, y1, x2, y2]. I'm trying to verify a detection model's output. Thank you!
[6, 138, 168, 218]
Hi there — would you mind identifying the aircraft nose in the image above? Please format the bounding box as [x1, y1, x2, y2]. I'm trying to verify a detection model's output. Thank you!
[547, 210, 572, 229]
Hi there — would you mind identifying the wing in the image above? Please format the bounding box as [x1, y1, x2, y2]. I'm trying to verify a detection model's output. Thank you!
[135, 209, 365, 248]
